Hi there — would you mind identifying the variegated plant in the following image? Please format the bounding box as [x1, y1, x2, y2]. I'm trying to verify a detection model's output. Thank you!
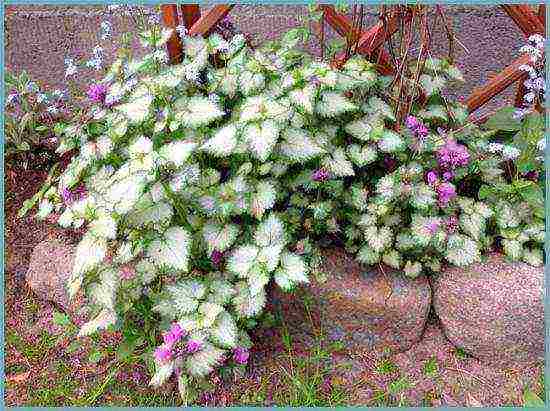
[27, 22, 544, 396]
[28, 26, 392, 391]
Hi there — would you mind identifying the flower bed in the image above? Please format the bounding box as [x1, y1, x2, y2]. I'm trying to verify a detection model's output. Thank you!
[16, 22, 545, 398]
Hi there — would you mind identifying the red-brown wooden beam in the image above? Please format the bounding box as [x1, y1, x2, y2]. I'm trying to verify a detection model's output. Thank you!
[355, 14, 400, 56]
[320, 5, 395, 74]
[319, 5, 353, 38]
[161, 5, 183, 64]
[181, 5, 201, 30]
[466, 53, 532, 113]
[188, 5, 234, 37]
[501, 5, 545, 36]
[538, 4, 545, 26]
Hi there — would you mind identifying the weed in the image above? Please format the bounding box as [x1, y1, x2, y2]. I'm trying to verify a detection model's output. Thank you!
[375, 358, 399, 374]
[423, 356, 439, 378]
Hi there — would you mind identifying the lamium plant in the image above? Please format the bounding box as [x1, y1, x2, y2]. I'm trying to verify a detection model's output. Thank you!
[22, 20, 545, 398]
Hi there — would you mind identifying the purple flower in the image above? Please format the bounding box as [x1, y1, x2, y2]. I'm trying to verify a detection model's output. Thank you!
[437, 183, 457, 206]
[405, 115, 428, 140]
[61, 187, 73, 204]
[211, 249, 223, 265]
[233, 347, 249, 365]
[186, 339, 202, 354]
[312, 168, 329, 182]
[154, 344, 173, 363]
[426, 171, 438, 186]
[446, 215, 458, 233]
[119, 265, 135, 281]
[86, 83, 108, 103]
[383, 156, 397, 171]
[524, 170, 539, 181]
[416, 124, 429, 139]
[405, 115, 420, 130]
[6, 91, 19, 107]
[425, 220, 440, 235]
[163, 323, 185, 346]
[442, 171, 454, 182]
[436, 139, 470, 170]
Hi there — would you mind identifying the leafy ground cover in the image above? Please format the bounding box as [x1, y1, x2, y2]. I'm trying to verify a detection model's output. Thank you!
[4, 166, 544, 406]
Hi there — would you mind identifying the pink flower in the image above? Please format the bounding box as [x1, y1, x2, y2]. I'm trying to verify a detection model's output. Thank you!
[186, 339, 202, 354]
[233, 347, 249, 365]
[311, 168, 330, 182]
[61, 185, 87, 205]
[524, 170, 539, 181]
[416, 124, 429, 138]
[425, 220, 440, 235]
[119, 265, 135, 281]
[61, 187, 73, 204]
[436, 139, 470, 170]
[383, 156, 397, 171]
[426, 171, 438, 185]
[163, 323, 185, 345]
[405, 115, 429, 140]
[211, 250, 223, 265]
[446, 215, 458, 233]
[437, 183, 457, 206]
[154, 344, 173, 363]
[86, 83, 108, 103]
[442, 171, 454, 181]
[405, 115, 421, 130]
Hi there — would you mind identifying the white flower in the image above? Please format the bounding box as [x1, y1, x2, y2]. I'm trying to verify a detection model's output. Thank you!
[513, 107, 530, 120]
[520, 44, 542, 60]
[523, 92, 535, 103]
[519, 64, 535, 73]
[25, 81, 38, 93]
[487, 142, 503, 153]
[100, 21, 112, 40]
[148, 13, 160, 25]
[36, 93, 47, 104]
[47, 106, 59, 114]
[129, 136, 154, 157]
[537, 138, 546, 152]
[533, 77, 545, 91]
[65, 58, 78, 77]
[92, 45, 103, 56]
[528, 33, 545, 49]
[107, 5, 121, 12]
[6, 92, 18, 106]
[501, 145, 520, 161]
[86, 57, 103, 71]
[176, 25, 188, 38]
[52, 89, 66, 100]
[185, 65, 200, 82]
[87, 45, 104, 70]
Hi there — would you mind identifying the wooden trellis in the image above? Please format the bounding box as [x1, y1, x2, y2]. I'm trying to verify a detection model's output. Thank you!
[161, 4, 546, 122]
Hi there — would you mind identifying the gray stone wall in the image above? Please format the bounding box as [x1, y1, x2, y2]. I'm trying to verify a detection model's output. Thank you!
[5, 5, 529, 114]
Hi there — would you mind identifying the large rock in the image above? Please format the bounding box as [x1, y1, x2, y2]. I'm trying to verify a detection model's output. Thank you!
[267, 248, 432, 357]
[25, 235, 79, 310]
[432, 252, 544, 367]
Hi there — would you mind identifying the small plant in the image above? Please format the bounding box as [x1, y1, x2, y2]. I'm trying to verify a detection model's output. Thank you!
[4, 71, 65, 168]
[375, 358, 399, 374]
[422, 356, 439, 378]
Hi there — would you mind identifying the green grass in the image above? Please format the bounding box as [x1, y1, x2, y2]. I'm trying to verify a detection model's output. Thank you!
[264, 291, 354, 407]
[423, 356, 439, 378]
[453, 347, 469, 360]
[368, 375, 415, 407]
[375, 358, 399, 374]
